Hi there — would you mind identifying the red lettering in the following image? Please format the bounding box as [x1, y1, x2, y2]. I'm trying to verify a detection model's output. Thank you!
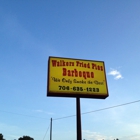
[101, 66, 103, 71]
[70, 62, 74, 66]
[62, 68, 94, 79]
[75, 69, 78, 77]
[92, 63, 104, 71]
[63, 68, 66, 76]
[87, 72, 90, 78]
[79, 71, 82, 77]
[68, 70, 71, 76]
[87, 63, 90, 68]
[91, 72, 94, 78]
[83, 71, 86, 79]
[66, 62, 68, 66]
[92, 63, 97, 69]
[52, 60, 57, 66]
[51, 60, 74, 67]
[71, 70, 74, 76]
[76, 61, 80, 66]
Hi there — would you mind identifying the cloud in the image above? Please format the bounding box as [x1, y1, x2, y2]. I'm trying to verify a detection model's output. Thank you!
[82, 130, 113, 140]
[83, 129, 140, 140]
[108, 69, 123, 80]
[34, 109, 45, 113]
[121, 134, 140, 140]
[33, 109, 54, 115]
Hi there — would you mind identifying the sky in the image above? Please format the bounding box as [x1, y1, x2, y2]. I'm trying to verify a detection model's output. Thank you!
[0, 0, 140, 140]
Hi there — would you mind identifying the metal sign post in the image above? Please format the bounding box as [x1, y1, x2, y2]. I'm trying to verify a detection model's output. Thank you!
[76, 97, 82, 140]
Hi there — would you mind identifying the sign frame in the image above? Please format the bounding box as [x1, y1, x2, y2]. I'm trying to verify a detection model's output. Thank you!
[47, 56, 109, 99]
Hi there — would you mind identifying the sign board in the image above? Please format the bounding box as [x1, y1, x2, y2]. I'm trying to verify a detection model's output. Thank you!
[47, 56, 109, 99]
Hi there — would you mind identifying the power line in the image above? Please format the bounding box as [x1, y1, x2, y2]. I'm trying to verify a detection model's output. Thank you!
[43, 99, 140, 140]
[53, 99, 140, 120]
[0, 99, 140, 120]
[82, 99, 140, 115]
[43, 125, 50, 140]
[0, 110, 50, 120]
[53, 114, 76, 120]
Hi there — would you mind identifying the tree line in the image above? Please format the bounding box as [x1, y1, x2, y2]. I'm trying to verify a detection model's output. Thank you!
[0, 134, 34, 140]
[1, 133, 119, 140]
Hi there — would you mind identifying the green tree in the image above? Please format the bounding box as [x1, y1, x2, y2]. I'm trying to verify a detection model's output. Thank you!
[18, 136, 34, 140]
[0, 134, 5, 140]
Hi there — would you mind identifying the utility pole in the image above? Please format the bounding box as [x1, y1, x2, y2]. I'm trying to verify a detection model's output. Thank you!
[50, 118, 52, 140]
